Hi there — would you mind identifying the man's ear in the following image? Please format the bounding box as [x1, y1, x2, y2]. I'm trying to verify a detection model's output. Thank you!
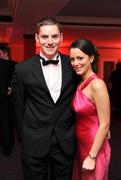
[60, 33, 63, 42]
[35, 33, 39, 42]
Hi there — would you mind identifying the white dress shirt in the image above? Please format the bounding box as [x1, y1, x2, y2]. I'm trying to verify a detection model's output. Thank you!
[40, 53, 62, 103]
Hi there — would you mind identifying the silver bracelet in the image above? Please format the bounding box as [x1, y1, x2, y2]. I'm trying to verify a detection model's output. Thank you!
[88, 153, 96, 160]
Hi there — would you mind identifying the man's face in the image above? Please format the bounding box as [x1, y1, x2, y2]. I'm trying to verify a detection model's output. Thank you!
[0, 50, 5, 59]
[35, 25, 63, 59]
[0, 50, 8, 60]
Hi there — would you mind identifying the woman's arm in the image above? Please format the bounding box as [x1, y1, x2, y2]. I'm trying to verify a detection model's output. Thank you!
[82, 79, 110, 170]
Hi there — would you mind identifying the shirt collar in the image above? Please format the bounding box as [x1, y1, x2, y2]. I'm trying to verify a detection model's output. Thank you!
[39, 52, 59, 61]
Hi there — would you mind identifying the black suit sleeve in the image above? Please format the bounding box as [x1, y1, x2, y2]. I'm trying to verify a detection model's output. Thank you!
[11, 65, 26, 140]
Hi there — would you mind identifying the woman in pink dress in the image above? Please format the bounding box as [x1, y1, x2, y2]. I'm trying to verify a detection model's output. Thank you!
[69, 38, 111, 180]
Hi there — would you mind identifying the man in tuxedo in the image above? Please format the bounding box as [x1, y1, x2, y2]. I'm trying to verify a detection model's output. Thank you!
[0, 57, 11, 155]
[12, 17, 78, 180]
[0, 45, 16, 155]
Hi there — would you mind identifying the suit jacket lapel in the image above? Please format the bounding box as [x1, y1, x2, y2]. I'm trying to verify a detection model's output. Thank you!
[60, 55, 71, 94]
[31, 54, 50, 93]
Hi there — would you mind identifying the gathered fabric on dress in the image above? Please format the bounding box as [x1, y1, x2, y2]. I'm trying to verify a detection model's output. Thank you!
[72, 74, 111, 180]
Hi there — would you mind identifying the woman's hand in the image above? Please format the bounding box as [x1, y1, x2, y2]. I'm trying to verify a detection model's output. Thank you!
[82, 156, 96, 171]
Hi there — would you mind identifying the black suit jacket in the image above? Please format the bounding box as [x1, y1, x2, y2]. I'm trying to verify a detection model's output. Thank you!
[0, 58, 10, 104]
[12, 53, 78, 157]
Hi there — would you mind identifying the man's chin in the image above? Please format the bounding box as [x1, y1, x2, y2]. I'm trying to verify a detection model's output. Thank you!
[46, 51, 57, 57]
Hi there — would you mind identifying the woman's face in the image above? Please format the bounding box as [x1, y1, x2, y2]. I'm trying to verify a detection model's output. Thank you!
[70, 48, 94, 76]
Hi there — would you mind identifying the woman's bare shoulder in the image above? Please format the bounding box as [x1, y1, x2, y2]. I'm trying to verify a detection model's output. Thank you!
[91, 78, 107, 92]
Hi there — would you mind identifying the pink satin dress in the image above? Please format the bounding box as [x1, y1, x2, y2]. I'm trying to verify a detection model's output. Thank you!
[72, 74, 111, 180]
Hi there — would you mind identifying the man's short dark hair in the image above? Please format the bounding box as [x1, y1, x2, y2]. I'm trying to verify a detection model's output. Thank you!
[36, 17, 62, 34]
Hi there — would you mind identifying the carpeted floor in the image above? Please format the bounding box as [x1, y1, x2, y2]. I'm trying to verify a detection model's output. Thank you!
[0, 114, 121, 180]
[0, 135, 23, 180]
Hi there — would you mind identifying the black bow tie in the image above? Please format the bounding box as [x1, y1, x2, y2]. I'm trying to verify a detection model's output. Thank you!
[40, 56, 59, 66]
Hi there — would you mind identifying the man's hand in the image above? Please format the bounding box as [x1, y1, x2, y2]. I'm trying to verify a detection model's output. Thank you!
[7, 87, 12, 96]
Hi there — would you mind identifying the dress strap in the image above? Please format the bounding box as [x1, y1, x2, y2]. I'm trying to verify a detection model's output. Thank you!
[81, 74, 98, 90]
